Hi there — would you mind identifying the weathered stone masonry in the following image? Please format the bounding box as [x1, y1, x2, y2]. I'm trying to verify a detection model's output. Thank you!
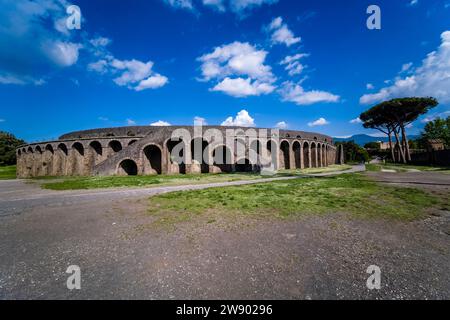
[16, 126, 343, 178]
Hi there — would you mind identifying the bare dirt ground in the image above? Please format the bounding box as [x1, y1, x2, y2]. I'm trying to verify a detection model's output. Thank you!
[0, 169, 449, 300]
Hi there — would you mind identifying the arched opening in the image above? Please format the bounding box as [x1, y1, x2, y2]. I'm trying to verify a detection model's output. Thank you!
[311, 142, 317, 168]
[71, 142, 85, 175]
[143, 144, 162, 175]
[266, 140, 277, 168]
[303, 142, 310, 168]
[88, 141, 103, 172]
[249, 139, 262, 167]
[54, 143, 68, 176]
[118, 159, 138, 176]
[128, 139, 138, 146]
[293, 141, 301, 169]
[235, 158, 253, 172]
[322, 145, 327, 167]
[191, 138, 209, 173]
[280, 141, 290, 170]
[212, 145, 232, 173]
[108, 140, 122, 153]
[317, 143, 322, 167]
[166, 139, 186, 174]
[34, 146, 44, 176]
[43, 144, 54, 176]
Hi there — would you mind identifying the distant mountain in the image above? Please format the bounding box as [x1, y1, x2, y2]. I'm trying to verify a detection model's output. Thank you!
[333, 134, 419, 146]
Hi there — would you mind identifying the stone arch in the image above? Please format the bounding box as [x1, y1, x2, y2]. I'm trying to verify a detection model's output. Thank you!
[54, 143, 68, 176]
[322, 144, 326, 167]
[34, 146, 44, 176]
[190, 138, 209, 174]
[117, 159, 138, 176]
[128, 139, 138, 146]
[249, 139, 263, 166]
[143, 144, 162, 175]
[108, 140, 122, 155]
[293, 141, 302, 169]
[235, 157, 253, 172]
[311, 142, 317, 168]
[71, 142, 85, 176]
[266, 139, 278, 169]
[166, 138, 186, 174]
[43, 144, 54, 176]
[279, 140, 290, 170]
[317, 143, 322, 167]
[303, 141, 310, 168]
[88, 141, 103, 173]
[212, 145, 233, 173]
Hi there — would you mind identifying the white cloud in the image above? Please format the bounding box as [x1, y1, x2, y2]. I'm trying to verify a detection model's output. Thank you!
[46, 41, 82, 67]
[135, 74, 169, 91]
[267, 17, 301, 47]
[408, 0, 418, 7]
[89, 57, 169, 91]
[400, 62, 413, 73]
[280, 53, 308, 76]
[229, 0, 278, 14]
[163, 0, 278, 15]
[126, 119, 137, 126]
[194, 116, 208, 125]
[421, 110, 450, 123]
[350, 117, 363, 124]
[221, 109, 255, 127]
[279, 81, 340, 105]
[164, 0, 194, 10]
[98, 116, 109, 121]
[198, 42, 275, 97]
[366, 83, 374, 90]
[275, 121, 288, 129]
[87, 60, 109, 74]
[203, 0, 226, 11]
[0, 119, 5, 122]
[150, 120, 171, 126]
[308, 117, 330, 127]
[360, 31, 450, 105]
[0, 0, 84, 84]
[212, 77, 275, 97]
[89, 37, 111, 48]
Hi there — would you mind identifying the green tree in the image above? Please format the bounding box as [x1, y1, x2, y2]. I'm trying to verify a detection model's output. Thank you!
[420, 116, 450, 148]
[364, 142, 381, 150]
[0, 131, 26, 166]
[336, 141, 369, 163]
[360, 97, 438, 163]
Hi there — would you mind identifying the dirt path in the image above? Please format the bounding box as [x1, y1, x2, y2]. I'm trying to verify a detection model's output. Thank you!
[1, 165, 448, 300]
[0, 165, 365, 217]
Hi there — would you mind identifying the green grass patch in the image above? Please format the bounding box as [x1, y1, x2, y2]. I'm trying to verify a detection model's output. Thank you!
[147, 174, 447, 228]
[366, 163, 450, 173]
[0, 165, 16, 179]
[41, 173, 267, 190]
[40, 165, 353, 190]
[279, 164, 352, 175]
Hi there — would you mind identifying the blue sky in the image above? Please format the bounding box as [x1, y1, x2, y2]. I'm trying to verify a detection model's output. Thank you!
[0, 0, 450, 142]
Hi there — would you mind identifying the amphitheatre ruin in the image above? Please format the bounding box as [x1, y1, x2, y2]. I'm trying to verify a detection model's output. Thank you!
[15, 126, 341, 178]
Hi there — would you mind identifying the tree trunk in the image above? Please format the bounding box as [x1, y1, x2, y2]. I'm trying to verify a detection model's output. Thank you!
[388, 132, 395, 163]
[393, 129, 406, 164]
[400, 124, 411, 162]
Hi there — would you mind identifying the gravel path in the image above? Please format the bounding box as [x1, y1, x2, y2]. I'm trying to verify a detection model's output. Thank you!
[1, 165, 448, 300]
[0, 165, 365, 217]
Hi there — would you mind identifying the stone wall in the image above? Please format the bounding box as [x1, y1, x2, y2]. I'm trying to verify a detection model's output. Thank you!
[16, 126, 339, 178]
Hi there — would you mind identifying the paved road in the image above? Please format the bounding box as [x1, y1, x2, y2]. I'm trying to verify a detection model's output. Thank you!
[365, 170, 450, 186]
[0, 165, 365, 217]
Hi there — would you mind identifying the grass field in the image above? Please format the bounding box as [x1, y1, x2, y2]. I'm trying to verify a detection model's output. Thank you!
[40, 165, 352, 190]
[147, 173, 449, 228]
[366, 163, 450, 173]
[0, 165, 16, 180]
